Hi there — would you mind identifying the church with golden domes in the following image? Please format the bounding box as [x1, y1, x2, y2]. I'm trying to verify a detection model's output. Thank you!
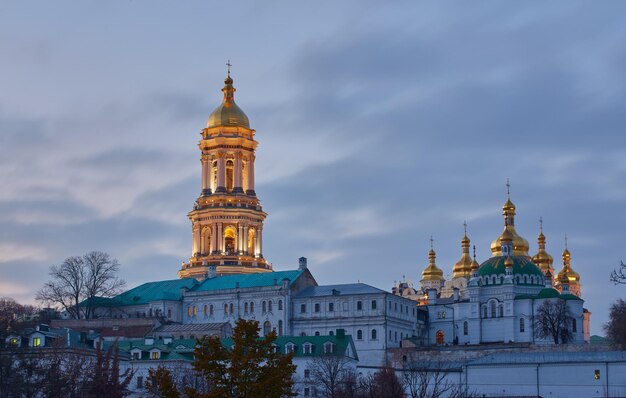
[393, 189, 589, 345]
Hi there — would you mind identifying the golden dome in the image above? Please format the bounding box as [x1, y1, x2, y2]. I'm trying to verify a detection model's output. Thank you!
[207, 74, 250, 129]
[531, 224, 554, 276]
[505, 256, 514, 268]
[452, 233, 473, 279]
[421, 248, 444, 281]
[490, 196, 530, 257]
[557, 247, 580, 283]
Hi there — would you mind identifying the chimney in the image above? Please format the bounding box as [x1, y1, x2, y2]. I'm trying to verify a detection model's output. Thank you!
[427, 289, 437, 305]
[208, 264, 217, 279]
[298, 257, 307, 270]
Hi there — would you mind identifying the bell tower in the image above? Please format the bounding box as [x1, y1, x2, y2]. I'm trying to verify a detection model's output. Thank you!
[178, 67, 272, 279]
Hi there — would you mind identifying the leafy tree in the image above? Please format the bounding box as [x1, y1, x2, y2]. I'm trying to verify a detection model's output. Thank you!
[610, 261, 626, 285]
[604, 298, 626, 349]
[187, 319, 297, 398]
[36, 251, 125, 319]
[146, 366, 181, 398]
[534, 299, 573, 344]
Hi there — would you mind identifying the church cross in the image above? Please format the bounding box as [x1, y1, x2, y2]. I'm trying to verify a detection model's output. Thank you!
[430, 235, 434, 249]
[506, 178, 511, 197]
[226, 60, 232, 76]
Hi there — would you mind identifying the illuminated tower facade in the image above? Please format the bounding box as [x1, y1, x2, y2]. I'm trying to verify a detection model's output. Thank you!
[178, 70, 272, 279]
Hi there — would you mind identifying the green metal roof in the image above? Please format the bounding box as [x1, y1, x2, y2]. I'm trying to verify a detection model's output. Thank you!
[108, 278, 199, 306]
[110, 338, 196, 361]
[191, 270, 305, 292]
[478, 256, 544, 281]
[221, 334, 357, 359]
[515, 289, 584, 301]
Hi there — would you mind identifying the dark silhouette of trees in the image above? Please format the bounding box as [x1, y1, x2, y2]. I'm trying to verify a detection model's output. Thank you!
[84, 343, 134, 398]
[534, 299, 573, 344]
[610, 261, 626, 285]
[36, 251, 125, 319]
[0, 297, 38, 341]
[146, 366, 181, 398]
[604, 298, 626, 349]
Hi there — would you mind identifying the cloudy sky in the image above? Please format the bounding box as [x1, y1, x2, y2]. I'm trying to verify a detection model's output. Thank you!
[1, 1, 625, 335]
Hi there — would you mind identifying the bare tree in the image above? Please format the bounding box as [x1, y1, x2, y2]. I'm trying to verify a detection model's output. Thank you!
[0, 297, 38, 340]
[307, 353, 355, 398]
[394, 352, 463, 398]
[604, 298, 626, 349]
[610, 261, 626, 285]
[534, 299, 573, 344]
[36, 251, 125, 319]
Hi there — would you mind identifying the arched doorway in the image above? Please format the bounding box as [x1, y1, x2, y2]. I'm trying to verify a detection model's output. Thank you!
[224, 227, 236, 255]
[436, 330, 444, 345]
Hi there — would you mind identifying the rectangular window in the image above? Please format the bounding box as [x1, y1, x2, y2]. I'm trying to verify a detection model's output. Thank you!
[303, 344, 312, 354]
[133, 352, 140, 360]
[151, 351, 159, 360]
[357, 301, 362, 311]
[33, 337, 41, 347]
[328, 303, 334, 312]
[301, 304, 306, 313]
[136, 376, 143, 388]
[314, 303, 320, 313]
[304, 369, 310, 379]
[304, 387, 310, 396]
[9, 338, 17, 346]
[573, 319, 577, 332]
[372, 300, 378, 310]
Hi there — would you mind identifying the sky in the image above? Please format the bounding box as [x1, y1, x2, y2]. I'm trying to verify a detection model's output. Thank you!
[1, 1, 625, 335]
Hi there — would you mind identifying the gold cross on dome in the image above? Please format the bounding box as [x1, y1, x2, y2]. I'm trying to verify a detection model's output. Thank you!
[429, 235, 434, 249]
[463, 220, 467, 235]
[539, 216, 543, 232]
[226, 60, 232, 76]
[506, 178, 511, 197]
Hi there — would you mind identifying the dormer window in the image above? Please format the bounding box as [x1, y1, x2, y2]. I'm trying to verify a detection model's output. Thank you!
[303, 343, 313, 354]
[324, 342, 335, 354]
[285, 343, 295, 354]
[150, 350, 160, 360]
[33, 337, 41, 347]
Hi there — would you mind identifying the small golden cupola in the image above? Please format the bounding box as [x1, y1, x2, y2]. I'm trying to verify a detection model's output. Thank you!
[207, 66, 250, 129]
[420, 237, 445, 293]
[490, 181, 530, 257]
[531, 217, 555, 281]
[470, 245, 480, 276]
[556, 236, 581, 297]
[452, 222, 474, 279]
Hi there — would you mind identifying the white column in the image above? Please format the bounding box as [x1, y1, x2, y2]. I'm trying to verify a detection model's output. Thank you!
[201, 155, 208, 193]
[209, 159, 216, 192]
[234, 155, 243, 193]
[246, 155, 255, 195]
[211, 223, 217, 254]
[198, 227, 204, 254]
[219, 223, 225, 253]
[192, 226, 200, 255]
[243, 225, 249, 254]
[217, 155, 226, 193]
[257, 228, 263, 258]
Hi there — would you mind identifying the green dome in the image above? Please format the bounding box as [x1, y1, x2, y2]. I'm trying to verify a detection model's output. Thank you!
[477, 255, 544, 284]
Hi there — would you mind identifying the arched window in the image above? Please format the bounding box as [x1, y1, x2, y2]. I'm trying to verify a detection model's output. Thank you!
[520, 318, 525, 333]
[572, 319, 577, 333]
[167, 309, 172, 318]
[224, 303, 229, 315]
[226, 159, 234, 192]
[262, 301, 267, 313]
[193, 306, 197, 317]
[250, 302, 254, 313]
[371, 329, 377, 340]
[524, 275, 528, 284]
[224, 227, 236, 255]
[202, 227, 211, 255]
[357, 330, 363, 340]
[210, 305, 214, 316]
[204, 305, 208, 316]
[498, 305, 503, 318]
[278, 300, 283, 311]
[482, 306, 487, 318]
[329, 303, 334, 312]
[268, 301, 273, 312]
[263, 321, 271, 336]
[278, 320, 283, 336]
[315, 331, 320, 336]
[229, 303, 234, 314]
[187, 307, 191, 317]
[329, 331, 334, 336]
[463, 321, 468, 336]
[244, 302, 249, 313]
[436, 330, 444, 345]
[490, 301, 497, 318]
